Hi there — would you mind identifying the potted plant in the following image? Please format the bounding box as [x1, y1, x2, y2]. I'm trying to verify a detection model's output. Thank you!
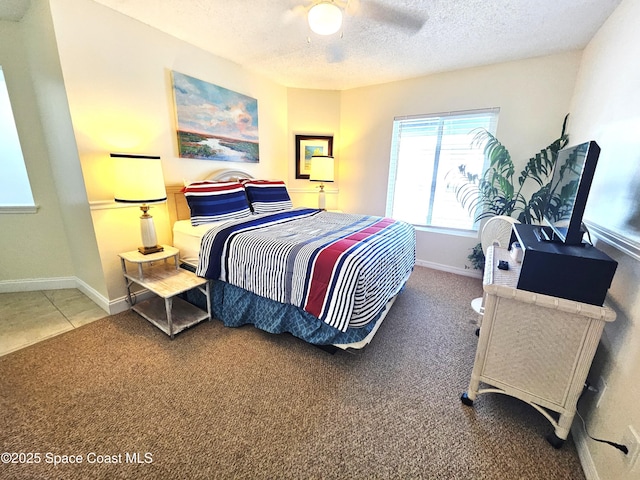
[449, 115, 570, 268]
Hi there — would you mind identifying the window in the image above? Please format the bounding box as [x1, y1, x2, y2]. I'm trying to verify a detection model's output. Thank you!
[0, 66, 35, 211]
[386, 108, 499, 231]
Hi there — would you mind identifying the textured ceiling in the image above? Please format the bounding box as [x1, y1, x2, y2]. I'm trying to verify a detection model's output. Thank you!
[2, 0, 622, 90]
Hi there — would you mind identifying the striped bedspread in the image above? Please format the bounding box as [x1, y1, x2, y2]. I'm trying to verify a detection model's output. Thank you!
[196, 208, 416, 332]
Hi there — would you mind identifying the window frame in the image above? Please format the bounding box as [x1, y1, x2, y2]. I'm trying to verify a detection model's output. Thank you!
[385, 107, 500, 233]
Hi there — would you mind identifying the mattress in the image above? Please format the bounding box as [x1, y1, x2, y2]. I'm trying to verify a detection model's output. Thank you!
[173, 219, 224, 267]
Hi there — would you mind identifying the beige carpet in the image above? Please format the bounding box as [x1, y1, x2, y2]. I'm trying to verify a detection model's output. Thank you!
[0, 267, 585, 479]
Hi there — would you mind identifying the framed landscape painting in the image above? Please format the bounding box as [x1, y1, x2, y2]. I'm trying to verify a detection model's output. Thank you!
[172, 71, 259, 163]
[295, 135, 333, 179]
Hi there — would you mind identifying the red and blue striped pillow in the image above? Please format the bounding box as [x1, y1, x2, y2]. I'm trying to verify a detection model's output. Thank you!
[243, 180, 293, 214]
[182, 181, 251, 225]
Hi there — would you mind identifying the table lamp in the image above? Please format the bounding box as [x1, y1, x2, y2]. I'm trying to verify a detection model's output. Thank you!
[112, 153, 167, 254]
[310, 155, 334, 210]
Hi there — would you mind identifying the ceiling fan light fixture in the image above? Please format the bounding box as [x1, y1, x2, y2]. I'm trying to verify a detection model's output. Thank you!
[308, 2, 343, 36]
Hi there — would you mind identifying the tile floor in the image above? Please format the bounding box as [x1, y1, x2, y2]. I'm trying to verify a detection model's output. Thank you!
[0, 289, 107, 357]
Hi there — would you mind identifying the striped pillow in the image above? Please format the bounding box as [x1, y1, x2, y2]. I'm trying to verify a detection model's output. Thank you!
[243, 180, 293, 214]
[182, 181, 251, 225]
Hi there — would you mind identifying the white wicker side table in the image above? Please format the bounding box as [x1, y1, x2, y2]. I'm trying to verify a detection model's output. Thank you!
[461, 246, 616, 448]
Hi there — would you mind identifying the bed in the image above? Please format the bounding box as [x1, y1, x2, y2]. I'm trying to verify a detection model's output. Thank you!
[166, 170, 416, 350]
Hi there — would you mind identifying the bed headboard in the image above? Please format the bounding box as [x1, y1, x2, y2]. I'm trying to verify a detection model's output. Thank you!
[166, 169, 255, 226]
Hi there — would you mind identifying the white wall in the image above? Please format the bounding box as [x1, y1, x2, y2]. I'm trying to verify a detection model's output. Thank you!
[21, 0, 106, 304]
[286, 88, 341, 211]
[48, 0, 289, 309]
[0, 16, 75, 287]
[566, 0, 640, 478]
[339, 53, 581, 272]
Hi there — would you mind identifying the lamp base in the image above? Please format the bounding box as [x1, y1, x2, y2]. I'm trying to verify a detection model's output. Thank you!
[318, 184, 326, 210]
[139, 206, 162, 254]
[138, 245, 164, 255]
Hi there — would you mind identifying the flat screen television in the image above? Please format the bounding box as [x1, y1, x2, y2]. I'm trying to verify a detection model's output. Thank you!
[540, 140, 601, 245]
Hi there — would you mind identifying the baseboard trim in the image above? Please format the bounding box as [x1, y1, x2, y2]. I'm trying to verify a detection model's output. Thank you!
[0, 276, 159, 316]
[415, 259, 483, 279]
[0, 276, 114, 315]
[0, 276, 77, 293]
[74, 278, 111, 314]
[573, 421, 600, 480]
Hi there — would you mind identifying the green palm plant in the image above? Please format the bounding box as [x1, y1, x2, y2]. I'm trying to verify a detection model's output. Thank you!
[448, 115, 569, 269]
[452, 114, 569, 224]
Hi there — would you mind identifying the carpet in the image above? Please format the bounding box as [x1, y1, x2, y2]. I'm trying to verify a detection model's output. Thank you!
[0, 266, 585, 479]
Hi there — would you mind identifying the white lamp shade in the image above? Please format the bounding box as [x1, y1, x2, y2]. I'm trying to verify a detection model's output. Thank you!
[308, 2, 343, 35]
[112, 154, 167, 204]
[310, 155, 335, 183]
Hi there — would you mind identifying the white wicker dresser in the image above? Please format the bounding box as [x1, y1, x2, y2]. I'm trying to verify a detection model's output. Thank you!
[461, 246, 616, 448]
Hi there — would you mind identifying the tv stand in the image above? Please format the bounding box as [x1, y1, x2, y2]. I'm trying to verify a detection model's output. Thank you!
[461, 246, 616, 447]
[533, 226, 550, 242]
[511, 224, 617, 306]
[533, 225, 586, 245]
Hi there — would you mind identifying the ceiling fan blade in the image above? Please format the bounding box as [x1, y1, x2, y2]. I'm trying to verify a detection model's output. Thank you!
[282, 4, 308, 24]
[360, 0, 427, 33]
[344, 0, 361, 16]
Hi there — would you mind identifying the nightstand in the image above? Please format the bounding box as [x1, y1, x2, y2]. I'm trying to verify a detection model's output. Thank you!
[118, 245, 211, 338]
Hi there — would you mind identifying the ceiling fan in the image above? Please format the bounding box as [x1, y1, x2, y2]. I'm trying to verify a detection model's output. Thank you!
[286, 0, 428, 37]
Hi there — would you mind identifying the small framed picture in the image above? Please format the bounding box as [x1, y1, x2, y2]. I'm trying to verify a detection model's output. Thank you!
[295, 135, 333, 179]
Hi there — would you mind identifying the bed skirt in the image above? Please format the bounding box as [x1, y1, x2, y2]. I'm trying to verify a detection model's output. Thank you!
[182, 275, 384, 346]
